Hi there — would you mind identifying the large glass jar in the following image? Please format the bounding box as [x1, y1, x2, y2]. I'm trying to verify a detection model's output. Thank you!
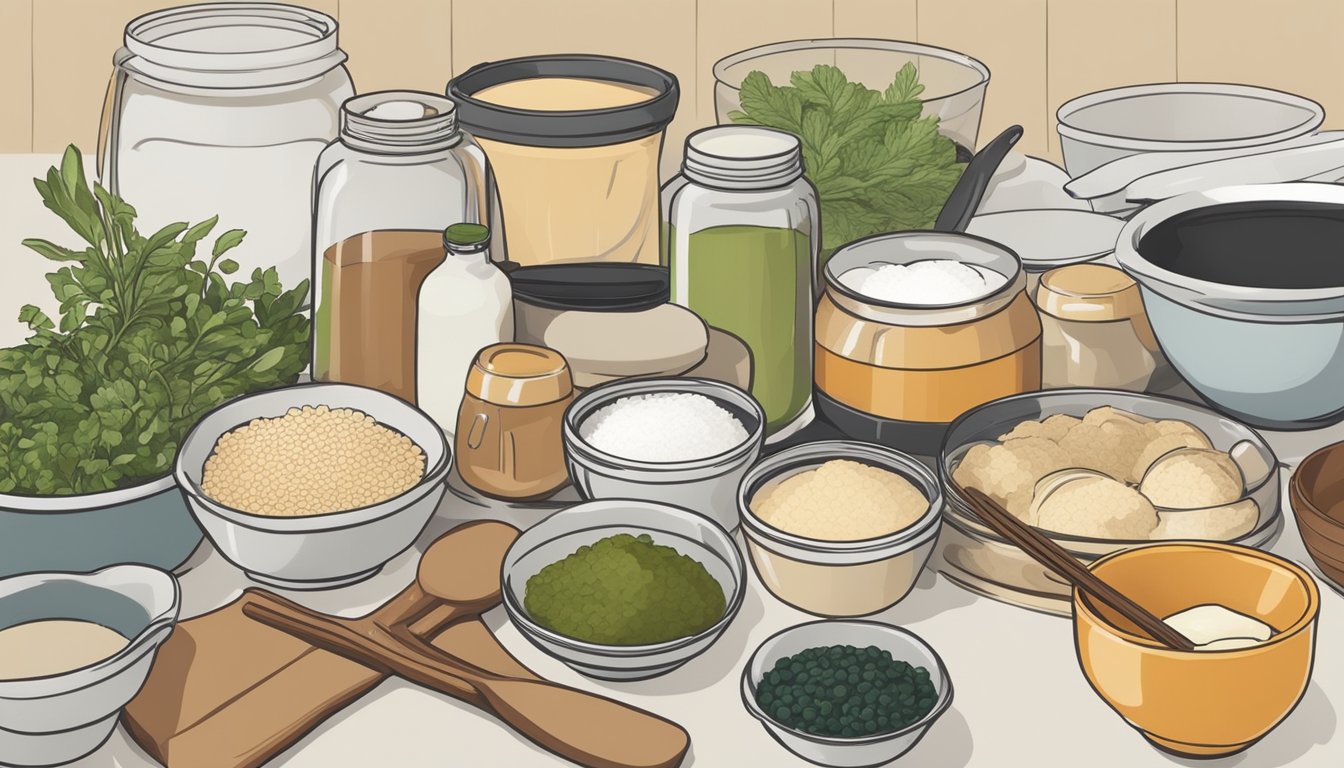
[100, 3, 354, 292]
[663, 126, 819, 436]
[313, 91, 492, 404]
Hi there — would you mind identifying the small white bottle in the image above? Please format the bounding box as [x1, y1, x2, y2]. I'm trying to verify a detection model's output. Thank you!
[416, 223, 514, 435]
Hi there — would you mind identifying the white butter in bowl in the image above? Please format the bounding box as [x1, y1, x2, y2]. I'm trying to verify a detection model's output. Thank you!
[1164, 603, 1275, 651]
[0, 565, 179, 766]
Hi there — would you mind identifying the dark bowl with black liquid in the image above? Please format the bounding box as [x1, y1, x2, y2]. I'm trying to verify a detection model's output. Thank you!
[1115, 182, 1344, 429]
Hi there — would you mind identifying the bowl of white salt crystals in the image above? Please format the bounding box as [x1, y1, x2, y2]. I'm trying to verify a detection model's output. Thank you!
[563, 378, 767, 533]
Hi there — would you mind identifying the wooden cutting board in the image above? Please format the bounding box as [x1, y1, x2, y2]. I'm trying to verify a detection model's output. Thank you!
[124, 592, 538, 768]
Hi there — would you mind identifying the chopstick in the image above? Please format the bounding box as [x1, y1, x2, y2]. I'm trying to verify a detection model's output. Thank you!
[956, 484, 1196, 651]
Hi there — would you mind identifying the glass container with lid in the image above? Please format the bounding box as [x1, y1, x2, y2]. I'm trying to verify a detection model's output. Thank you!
[447, 55, 679, 267]
[417, 224, 515, 436]
[663, 126, 819, 436]
[455, 344, 574, 501]
[1035, 264, 1170, 392]
[100, 3, 355, 292]
[814, 232, 1042, 453]
[312, 90, 493, 404]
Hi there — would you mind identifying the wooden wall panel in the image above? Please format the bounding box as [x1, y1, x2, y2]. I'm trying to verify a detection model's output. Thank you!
[1046, 0, 1176, 162]
[1178, 0, 1344, 130]
[340, 0, 453, 95]
[31, 0, 339, 154]
[834, 0, 917, 37]
[917, 0, 1049, 157]
[0, 0, 32, 152]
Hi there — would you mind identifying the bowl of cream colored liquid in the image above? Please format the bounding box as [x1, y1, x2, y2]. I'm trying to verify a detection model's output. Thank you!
[1073, 542, 1318, 759]
[0, 565, 179, 766]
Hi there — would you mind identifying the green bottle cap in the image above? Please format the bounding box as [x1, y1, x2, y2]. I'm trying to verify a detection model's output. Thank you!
[443, 223, 491, 249]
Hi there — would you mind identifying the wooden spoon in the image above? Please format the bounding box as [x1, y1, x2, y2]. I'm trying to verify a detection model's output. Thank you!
[957, 485, 1196, 651]
[371, 520, 521, 632]
[243, 593, 690, 768]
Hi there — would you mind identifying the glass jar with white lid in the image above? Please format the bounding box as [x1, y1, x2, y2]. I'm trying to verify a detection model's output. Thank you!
[100, 3, 354, 293]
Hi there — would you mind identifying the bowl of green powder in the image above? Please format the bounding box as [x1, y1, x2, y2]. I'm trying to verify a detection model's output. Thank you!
[742, 620, 953, 767]
[502, 499, 746, 680]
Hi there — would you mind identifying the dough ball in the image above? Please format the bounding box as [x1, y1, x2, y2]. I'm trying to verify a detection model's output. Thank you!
[1058, 419, 1148, 483]
[1150, 499, 1260, 541]
[1000, 414, 1080, 444]
[1140, 448, 1244, 509]
[1132, 430, 1214, 482]
[953, 438, 1071, 505]
[1083, 406, 1149, 429]
[1032, 473, 1159, 540]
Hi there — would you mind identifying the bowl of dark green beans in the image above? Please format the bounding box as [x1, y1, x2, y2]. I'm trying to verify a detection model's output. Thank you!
[741, 620, 953, 767]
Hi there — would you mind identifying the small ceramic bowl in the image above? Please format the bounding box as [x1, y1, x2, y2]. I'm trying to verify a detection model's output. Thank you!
[1074, 542, 1319, 758]
[563, 377, 766, 533]
[742, 620, 953, 767]
[502, 499, 746, 680]
[175, 382, 451, 590]
[1289, 441, 1344, 589]
[738, 441, 943, 617]
[0, 565, 179, 766]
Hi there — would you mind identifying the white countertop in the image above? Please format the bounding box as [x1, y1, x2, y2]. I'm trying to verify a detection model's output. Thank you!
[1, 153, 1339, 768]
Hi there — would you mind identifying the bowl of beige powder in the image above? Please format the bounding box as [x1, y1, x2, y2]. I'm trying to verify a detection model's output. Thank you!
[737, 441, 942, 617]
[174, 383, 451, 589]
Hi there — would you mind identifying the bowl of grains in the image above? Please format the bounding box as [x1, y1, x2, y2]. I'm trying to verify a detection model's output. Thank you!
[174, 383, 450, 589]
[741, 619, 953, 767]
[502, 498, 746, 680]
[738, 441, 943, 617]
[938, 389, 1281, 615]
[562, 377, 766, 533]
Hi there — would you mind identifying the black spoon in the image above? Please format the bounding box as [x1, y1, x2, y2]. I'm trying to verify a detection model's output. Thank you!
[932, 124, 1024, 233]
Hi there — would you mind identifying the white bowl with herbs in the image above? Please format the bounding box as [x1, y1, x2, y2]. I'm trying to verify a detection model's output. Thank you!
[175, 383, 451, 589]
[0, 147, 309, 577]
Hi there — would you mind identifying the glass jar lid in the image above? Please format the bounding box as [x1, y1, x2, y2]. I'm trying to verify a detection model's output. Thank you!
[466, 344, 573, 406]
[682, 126, 804, 190]
[1036, 264, 1146, 322]
[444, 223, 491, 254]
[341, 91, 462, 153]
[121, 3, 346, 88]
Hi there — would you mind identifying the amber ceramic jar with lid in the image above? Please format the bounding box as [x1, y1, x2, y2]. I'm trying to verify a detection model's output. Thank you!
[1035, 263, 1169, 392]
[455, 344, 574, 501]
[813, 232, 1042, 453]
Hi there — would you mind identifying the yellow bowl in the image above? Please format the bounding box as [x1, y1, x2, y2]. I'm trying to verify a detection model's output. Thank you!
[1073, 542, 1319, 758]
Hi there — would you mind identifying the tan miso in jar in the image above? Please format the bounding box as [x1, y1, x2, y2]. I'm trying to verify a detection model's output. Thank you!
[313, 230, 443, 403]
[471, 77, 663, 267]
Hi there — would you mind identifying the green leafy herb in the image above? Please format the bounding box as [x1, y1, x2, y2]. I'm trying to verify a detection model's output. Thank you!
[729, 62, 965, 259]
[0, 145, 309, 496]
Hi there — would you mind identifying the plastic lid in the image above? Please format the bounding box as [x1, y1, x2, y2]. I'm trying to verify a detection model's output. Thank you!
[341, 91, 461, 153]
[965, 209, 1122, 272]
[682, 126, 803, 190]
[446, 55, 679, 148]
[466, 344, 573, 406]
[508, 264, 670, 311]
[1036, 264, 1146, 322]
[121, 3, 347, 88]
[444, 223, 491, 251]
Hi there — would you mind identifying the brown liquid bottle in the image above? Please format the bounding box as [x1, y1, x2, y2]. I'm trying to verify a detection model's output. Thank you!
[455, 344, 574, 501]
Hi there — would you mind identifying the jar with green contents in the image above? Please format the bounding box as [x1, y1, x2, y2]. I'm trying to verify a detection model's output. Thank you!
[663, 126, 818, 435]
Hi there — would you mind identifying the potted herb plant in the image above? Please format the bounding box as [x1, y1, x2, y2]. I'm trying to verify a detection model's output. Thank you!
[0, 147, 309, 576]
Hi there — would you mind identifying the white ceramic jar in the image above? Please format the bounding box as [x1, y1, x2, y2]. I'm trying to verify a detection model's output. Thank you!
[100, 3, 354, 293]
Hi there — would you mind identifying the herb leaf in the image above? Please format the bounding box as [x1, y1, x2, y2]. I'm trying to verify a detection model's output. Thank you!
[0, 145, 309, 496]
[730, 61, 966, 258]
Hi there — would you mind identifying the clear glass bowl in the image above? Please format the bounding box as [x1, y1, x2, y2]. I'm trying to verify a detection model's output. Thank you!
[937, 389, 1282, 616]
[712, 39, 990, 152]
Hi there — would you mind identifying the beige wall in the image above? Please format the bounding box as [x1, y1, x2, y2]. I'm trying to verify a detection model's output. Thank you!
[4, 0, 1343, 170]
